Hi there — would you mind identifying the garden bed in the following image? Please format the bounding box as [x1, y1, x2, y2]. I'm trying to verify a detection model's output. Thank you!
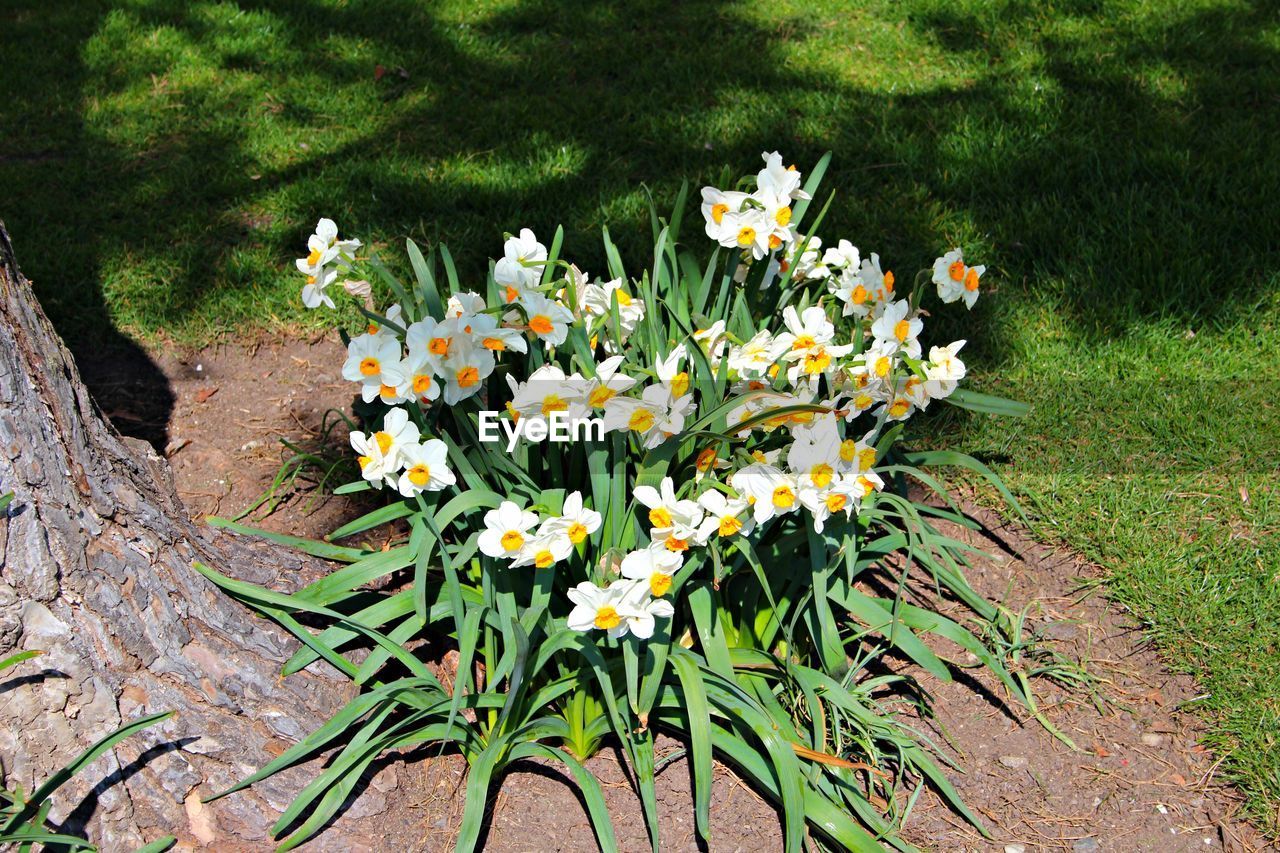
[94, 336, 1264, 852]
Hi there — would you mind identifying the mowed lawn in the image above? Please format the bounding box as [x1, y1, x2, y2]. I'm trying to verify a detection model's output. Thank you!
[3, 0, 1278, 830]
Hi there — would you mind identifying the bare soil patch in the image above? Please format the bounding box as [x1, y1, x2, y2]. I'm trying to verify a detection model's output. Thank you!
[107, 338, 1267, 851]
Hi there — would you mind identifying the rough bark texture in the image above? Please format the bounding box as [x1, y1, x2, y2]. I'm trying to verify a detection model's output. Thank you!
[0, 222, 396, 850]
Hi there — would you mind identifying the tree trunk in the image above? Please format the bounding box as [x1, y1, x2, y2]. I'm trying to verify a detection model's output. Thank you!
[0, 222, 398, 850]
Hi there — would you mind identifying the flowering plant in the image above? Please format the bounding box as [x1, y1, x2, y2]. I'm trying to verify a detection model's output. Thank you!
[198, 152, 1040, 852]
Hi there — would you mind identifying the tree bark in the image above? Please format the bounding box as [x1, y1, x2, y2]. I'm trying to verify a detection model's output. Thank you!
[0, 222, 397, 850]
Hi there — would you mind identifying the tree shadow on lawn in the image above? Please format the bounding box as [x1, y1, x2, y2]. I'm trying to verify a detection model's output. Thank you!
[3, 0, 1278, 385]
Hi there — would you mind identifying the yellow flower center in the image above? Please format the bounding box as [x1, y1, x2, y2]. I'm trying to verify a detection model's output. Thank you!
[839, 439, 857, 462]
[357, 455, 373, 470]
[695, 447, 717, 471]
[588, 386, 616, 408]
[413, 374, 433, 395]
[736, 226, 756, 247]
[804, 350, 831, 374]
[883, 271, 895, 293]
[772, 485, 796, 508]
[380, 383, 397, 399]
[482, 337, 506, 351]
[429, 338, 450, 356]
[566, 522, 588, 544]
[894, 319, 911, 342]
[854, 393, 874, 410]
[648, 507, 673, 529]
[367, 322, 380, 335]
[664, 536, 689, 552]
[826, 493, 848, 513]
[851, 284, 868, 304]
[615, 289, 633, 306]
[629, 408, 656, 433]
[541, 394, 568, 416]
[407, 464, 431, 486]
[810, 463, 834, 488]
[529, 314, 554, 336]
[373, 431, 393, 455]
[534, 549, 555, 569]
[948, 260, 966, 282]
[670, 371, 690, 398]
[307, 247, 322, 265]
[650, 573, 673, 597]
[594, 606, 622, 630]
[718, 515, 743, 537]
[889, 398, 910, 417]
[775, 206, 792, 226]
[791, 334, 816, 351]
[504, 285, 520, 304]
[768, 234, 782, 249]
[964, 268, 980, 291]
[711, 203, 729, 224]
[500, 530, 525, 551]
[860, 447, 877, 472]
[456, 366, 480, 388]
[359, 357, 380, 376]
[873, 356, 892, 378]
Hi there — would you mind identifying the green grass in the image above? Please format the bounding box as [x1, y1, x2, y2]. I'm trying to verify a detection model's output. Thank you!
[3, 0, 1278, 831]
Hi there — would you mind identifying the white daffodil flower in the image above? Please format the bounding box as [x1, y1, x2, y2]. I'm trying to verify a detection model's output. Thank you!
[933, 248, 985, 309]
[303, 217, 361, 269]
[620, 547, 683, 598]
[799, 475, 863, 533]
[776, 305, 836, 355]
[633, 476, 703, 535]
[396, 439, 455, 497]
[616, 581, 675, 640]
[520, 291, 575, 347]
[730, 463, 801, 523]
[829, 268, 876, 319]
[405, 317, 458, 372]
[479, 501, 541, 559]
[446, 291, 487, 319]
[396, 349, 440, 405]
[540, 491, 603, 547]
[782, 235, 827, 280]
[857, 253, 896, 306]
[581, 277, 646, 333]
[582, 355, 638, 410]
[656, 345, 691, 399]
[343, 332, 404, 393]
[511, 529, 574, 569]
[300, 265, 340, 310]
[923, 340, 967, 400]
[783, 341, 854, 384]
[727, 329, 785, 380]
[350, 430, 396, 489]
[753, 189, 796, 251]
[508, 364, 589, 422]
[602, 385, 693, 450]
[700, 187, 752, 240]
[494, 227, 548, 302]
[820, 239, 860, 273]
[870, 300, 924, 359]
[441, 351, 495, 405]
[566, 580, 637, 639]
[756, 151, 810, 202]
[836, 431, 879, 477]
[695, 490, 754, 540]
[717, 207, 774, 259]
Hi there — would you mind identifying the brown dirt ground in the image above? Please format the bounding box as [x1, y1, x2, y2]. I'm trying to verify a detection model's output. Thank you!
[93, 337, 1272, 852]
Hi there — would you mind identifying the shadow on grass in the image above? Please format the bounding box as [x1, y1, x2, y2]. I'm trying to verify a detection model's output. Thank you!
[1, 0, 1276, 373]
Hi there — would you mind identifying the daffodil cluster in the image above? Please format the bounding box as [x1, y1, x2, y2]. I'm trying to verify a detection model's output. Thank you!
[296, 151, 989, 648]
